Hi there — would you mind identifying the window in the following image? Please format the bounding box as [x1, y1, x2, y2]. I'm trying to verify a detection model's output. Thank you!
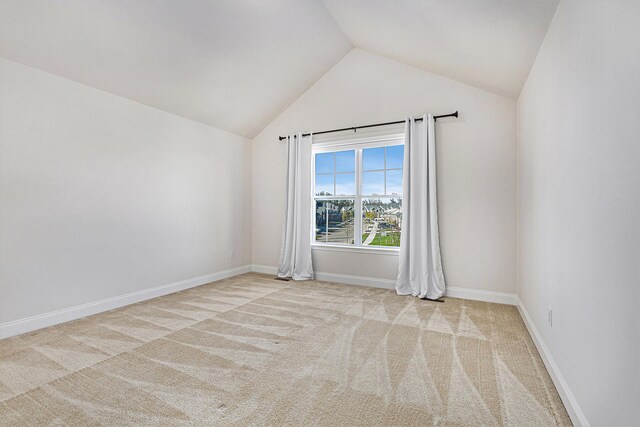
[313, 136, 404, 248]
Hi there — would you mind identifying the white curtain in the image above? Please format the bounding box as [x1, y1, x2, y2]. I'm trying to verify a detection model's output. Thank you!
[277, 133, 314, 280]
[396, 115, 446, 299]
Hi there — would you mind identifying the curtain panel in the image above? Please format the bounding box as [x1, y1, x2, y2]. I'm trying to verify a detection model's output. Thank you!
[277, 133, 314, 280]
[396, 115, 446, 299]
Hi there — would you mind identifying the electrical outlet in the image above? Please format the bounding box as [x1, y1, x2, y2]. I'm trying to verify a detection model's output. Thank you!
[229, 249, 235, 259]
[548, 307, 553, 327]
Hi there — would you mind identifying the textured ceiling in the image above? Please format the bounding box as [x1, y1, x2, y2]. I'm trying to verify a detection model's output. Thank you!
[0, 0, 559, 138]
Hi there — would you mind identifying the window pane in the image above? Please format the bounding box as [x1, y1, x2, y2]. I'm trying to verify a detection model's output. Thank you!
[315, 199, 355, 244]
[315, 174, 333, 196]
[362, 198, 402, 247]
[363, 147, 384, 171]
[362, 171, 384, 195]
[315, 152, 333, 173]
[386, 169, 403, 195]
[335, 173, 355, 195]
[335, 150, 355, 173]
[386, 145, 404, 169]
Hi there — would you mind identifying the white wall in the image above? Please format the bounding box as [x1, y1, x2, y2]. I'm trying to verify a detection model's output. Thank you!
[517, 1, 640, 425]
[252, 49, 517, 294]
[0, 58, 252, 325]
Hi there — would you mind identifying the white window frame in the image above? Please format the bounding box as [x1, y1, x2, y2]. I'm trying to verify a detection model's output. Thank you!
[311, 133, 404, 254]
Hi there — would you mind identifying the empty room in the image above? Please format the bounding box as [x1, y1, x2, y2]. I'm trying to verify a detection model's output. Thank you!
[0, 0, 638, 425]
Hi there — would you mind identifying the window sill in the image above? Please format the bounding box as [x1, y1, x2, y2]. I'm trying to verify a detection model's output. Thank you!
[311, 244, 399, 256]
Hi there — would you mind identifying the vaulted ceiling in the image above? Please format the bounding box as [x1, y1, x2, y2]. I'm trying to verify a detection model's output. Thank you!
[0, 0, 352, 138]
[0, 0, 559, 138]
[323, 0, 560, 99]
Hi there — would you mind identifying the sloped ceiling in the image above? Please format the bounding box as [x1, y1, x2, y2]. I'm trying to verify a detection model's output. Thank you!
[0, 0, 352, 138]
[0, 0, 558, 138]
[323, 0, 560, 99]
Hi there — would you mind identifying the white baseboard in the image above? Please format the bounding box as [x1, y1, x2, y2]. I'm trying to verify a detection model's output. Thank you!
[250, 265, 516, 305]
[0, 265, 252, 339]
[315, 271, 395, 289]
[251, 265, 395, 289]
[516, 296, 589, 427]
[446, 286, 516, 305]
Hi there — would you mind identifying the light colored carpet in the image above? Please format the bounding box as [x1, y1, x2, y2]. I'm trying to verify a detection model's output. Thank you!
[0, 273, 571, 426]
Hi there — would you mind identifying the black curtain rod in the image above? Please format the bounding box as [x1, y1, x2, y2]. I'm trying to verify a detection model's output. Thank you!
[278, 111, 458, 141]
